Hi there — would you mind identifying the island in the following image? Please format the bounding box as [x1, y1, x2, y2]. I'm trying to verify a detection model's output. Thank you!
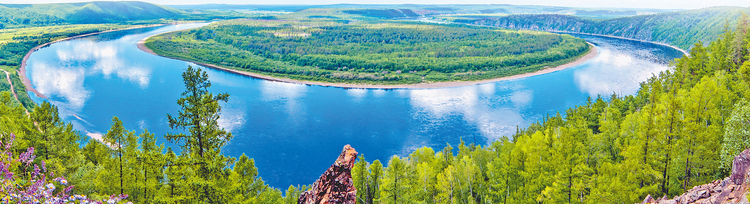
[140, 18, 595, 88]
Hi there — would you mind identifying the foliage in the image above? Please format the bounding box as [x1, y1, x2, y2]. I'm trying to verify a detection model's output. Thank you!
[347, 17, 750, 203]
[0, 66, 293, 203]
[2, 6, 750, 204]
[720, 100, 750, 170]
[0, 133, 128, 204]
[146, 19, 591, 85]
[452, 7, 750, 50]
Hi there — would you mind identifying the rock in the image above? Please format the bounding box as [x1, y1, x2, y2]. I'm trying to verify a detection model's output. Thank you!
[659, 200, 677, 204]
[298, 145, 358, 204]
[641, 194, 655, 204]
[731, 149, 750, 185]
[637, 149, 750, 204]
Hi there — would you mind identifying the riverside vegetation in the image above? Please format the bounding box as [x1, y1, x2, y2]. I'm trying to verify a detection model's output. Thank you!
[0, 1, 254, 110]
[144, 19, 591, 85]
[2, 15, 750, 204]
[4, 3, 750, 204]
[448, 7, 750, 50]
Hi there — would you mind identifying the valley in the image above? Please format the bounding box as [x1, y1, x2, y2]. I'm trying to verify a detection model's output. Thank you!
[0, 1, 749, 204]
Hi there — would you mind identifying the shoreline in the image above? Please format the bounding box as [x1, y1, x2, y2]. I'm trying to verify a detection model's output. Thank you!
[18, 23, 171, 99]
[550, 30, 690, 57]
[452, 21, 690, 57]
[138, 37, 598, 89]
[2, 70, 28, 114]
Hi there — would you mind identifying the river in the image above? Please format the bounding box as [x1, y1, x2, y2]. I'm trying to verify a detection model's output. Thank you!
[24, 22, 685, 188]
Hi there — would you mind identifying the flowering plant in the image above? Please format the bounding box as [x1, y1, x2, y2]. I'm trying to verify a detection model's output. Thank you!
[0, 133, 128, 204]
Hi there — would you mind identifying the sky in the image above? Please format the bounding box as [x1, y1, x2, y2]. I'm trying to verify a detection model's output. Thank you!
[1, 0, 749, 10]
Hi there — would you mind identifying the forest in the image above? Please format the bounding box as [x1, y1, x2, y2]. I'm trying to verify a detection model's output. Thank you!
[347, 15, 750, 204]
[450, 7, 750, 50]
[145, 19, 591, 85]
[0, 13, 749, 204]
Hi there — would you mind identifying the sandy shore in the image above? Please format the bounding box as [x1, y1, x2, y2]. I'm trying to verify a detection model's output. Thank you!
[19, 24, 170, 99]
[139, 37, 598, 89]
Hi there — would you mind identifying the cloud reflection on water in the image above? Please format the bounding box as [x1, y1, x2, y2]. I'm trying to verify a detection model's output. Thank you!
[408, 84, 533, 142]
[30, 61, 90, 114]
[259, 80, 308, 124]
[574, 48, 670, 97]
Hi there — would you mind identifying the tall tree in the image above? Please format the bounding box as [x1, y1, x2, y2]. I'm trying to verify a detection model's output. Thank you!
[103, 116, 130, 195]
[166, 65, 232, 159]
[721, 100, 750, 170]
[30, 101, 62, 160]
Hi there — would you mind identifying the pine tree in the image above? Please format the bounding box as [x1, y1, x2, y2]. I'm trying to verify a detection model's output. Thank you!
[103, 116, 130, 195]
[166, 65, 232, 159]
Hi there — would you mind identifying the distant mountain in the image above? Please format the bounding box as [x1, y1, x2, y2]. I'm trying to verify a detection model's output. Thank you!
[0, 1, 183, 27]
[166, 4, 675, 18]
[452, 6, 750, 50]
[343, 9, 420, 19]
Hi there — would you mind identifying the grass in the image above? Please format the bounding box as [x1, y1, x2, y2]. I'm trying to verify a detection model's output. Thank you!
[0, 24, 127, 44]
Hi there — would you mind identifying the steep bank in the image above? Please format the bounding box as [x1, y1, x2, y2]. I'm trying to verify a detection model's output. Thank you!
[454, 7, 750, 50]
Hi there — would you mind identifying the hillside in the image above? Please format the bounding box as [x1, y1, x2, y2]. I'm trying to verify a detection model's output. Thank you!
[0, 1, 183, 27]
[450, 6, 750, 50]
[0, 16, 749, 202]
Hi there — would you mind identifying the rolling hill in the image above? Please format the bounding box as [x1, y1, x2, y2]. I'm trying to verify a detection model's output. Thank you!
[450, 6, 750, 50]
[0, 1, 184, 27]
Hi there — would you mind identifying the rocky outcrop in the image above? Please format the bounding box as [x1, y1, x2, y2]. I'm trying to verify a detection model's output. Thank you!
[640, 149, 750, 204]
[298, 145, 358, 204]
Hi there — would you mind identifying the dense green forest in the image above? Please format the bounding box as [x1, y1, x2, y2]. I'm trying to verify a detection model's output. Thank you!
[347, 15, 750, 204]
[145, 20, 591, 85]
[450, 7, 750, 50]
[0, 66, 304, 203]
[3, 16, 750, 203]
[5, 3, 750, 204]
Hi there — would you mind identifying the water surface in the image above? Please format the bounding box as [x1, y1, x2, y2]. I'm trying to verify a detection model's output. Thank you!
[25, 23, 685, 188]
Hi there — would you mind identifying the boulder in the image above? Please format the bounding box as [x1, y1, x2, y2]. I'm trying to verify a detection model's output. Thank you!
[730, 149, 750, 185]
[298, 145, 358, 204]
[638, 148, 750, 204]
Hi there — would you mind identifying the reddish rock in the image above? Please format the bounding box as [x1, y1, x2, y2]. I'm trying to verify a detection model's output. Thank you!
[638, 148, 750, 204]
[298, 145, 358, 204]
[730, 149, 750, 185]
[641, 194, 655, 204]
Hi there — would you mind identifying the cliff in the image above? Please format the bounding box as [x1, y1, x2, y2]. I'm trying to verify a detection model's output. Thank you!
[640, 149, 750, 204]
[455, 7, 750, 50]
[298, 145, 358, 204]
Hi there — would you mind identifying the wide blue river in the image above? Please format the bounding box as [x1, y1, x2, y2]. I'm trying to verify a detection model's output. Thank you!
[24, 22, 684, 188]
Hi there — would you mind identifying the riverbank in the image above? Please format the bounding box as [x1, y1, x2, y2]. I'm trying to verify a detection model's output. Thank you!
[18, 23, 172, 99]
[139, 39, 598, 89]
[551, 30, 690, 57]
